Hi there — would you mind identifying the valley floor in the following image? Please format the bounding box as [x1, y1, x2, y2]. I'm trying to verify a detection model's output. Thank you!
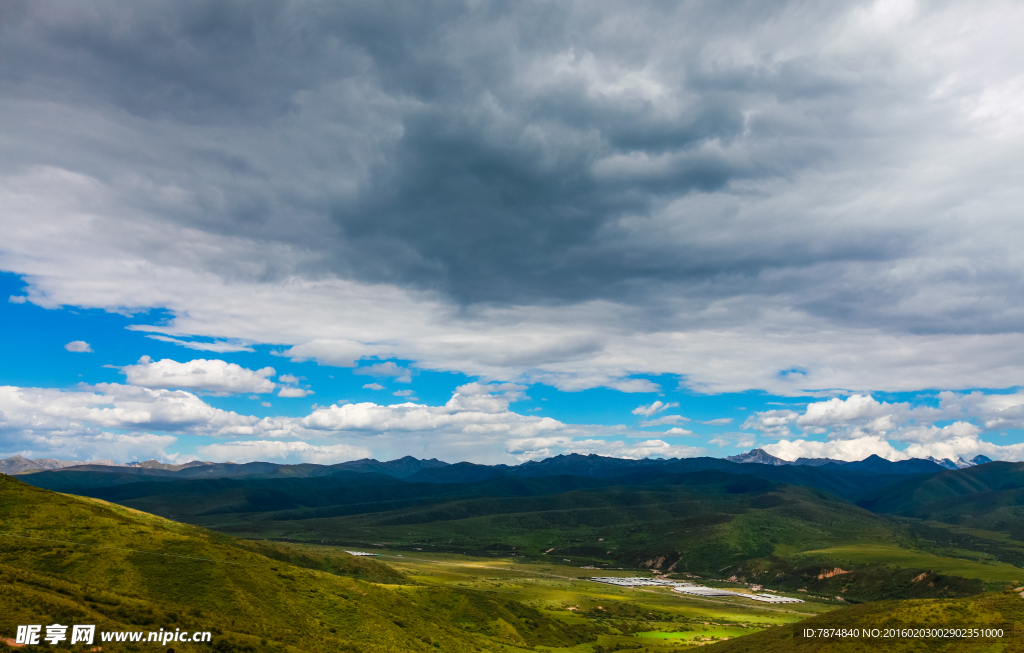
[272, 542, 833, 650]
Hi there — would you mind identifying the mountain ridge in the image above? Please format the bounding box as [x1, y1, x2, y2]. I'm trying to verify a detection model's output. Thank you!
[2, 450, 1006, 481]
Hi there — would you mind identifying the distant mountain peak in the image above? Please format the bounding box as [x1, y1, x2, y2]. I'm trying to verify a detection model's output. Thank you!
[331, 456, 449, 478]
[4, 455, 34, 464]
[126, 460, 214, 471]
[925, 456, 974, 470]
[726, 449, 790, 465]
[0, 456, 122, 475]
[970, 454, 993, 465]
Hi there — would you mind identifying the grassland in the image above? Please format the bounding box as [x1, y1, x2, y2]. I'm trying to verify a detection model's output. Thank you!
[702, 590, 1024, 652]
[796, 543, 1023, 584]
[0, 475, 606, 652]
[195, 480, 1017, 602]
[286, 544, 828, 650]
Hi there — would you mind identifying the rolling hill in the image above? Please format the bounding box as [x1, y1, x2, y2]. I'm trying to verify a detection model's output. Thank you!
[0, 474, 602, 652]
[858, 462, 1024, 538]
[702, 589, 1024, 652]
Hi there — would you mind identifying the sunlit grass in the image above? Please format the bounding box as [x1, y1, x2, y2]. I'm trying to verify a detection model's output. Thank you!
[797, 544, 1024, 584]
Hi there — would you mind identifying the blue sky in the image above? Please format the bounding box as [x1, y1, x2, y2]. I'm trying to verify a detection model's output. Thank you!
[2, 1, 1024, 465]
[4, 269, 1022, 465]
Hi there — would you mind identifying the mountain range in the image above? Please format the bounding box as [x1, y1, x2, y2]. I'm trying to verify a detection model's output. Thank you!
[725, 448, 993, 470]
[10, 449, 1024, 603]
[3, 448, 999, 481]
[0, 454, 216, 475]
[2, 449, 996, 482]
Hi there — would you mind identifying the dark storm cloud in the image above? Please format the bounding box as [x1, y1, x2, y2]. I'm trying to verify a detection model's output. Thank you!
[2, 0, 1023, 335]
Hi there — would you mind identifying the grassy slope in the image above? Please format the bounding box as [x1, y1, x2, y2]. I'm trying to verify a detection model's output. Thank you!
[702, 590, 1024, 652]
[291, 544, 832, 650]
[858, 462, 1024, 537]
[0, 475, 600, 652]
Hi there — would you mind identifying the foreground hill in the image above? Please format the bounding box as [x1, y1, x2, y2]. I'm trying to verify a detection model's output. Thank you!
[702, 590, 1024, 652]
[0, 475, 600, 652]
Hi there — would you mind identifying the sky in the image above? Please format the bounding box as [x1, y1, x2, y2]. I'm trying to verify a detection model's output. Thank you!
[2, 0, 1024, 466]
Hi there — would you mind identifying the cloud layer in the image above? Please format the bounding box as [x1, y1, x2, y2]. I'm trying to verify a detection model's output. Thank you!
[0, 377, 693, 464]
[747, 394, 1024, 462]
[0, 1, 1021, 399]
[2, 1, 1024, 465]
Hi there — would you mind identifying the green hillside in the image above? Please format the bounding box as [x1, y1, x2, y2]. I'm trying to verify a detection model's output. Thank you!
[858, 462, 1024, 538]
[193, 477, 1015, 602]
[701, 589, 1024, 652]
[0, 475, 601, 652]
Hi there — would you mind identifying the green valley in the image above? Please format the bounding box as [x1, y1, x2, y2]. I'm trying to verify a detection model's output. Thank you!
[7, 455, 1024, 651]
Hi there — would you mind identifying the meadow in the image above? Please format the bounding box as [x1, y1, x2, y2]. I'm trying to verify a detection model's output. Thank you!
[796, 543, 1023, 584]
[301, 544, 826, 650]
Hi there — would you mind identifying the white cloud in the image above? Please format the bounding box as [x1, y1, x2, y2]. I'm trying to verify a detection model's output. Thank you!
[505, 435, 704, 461]
[196, 440, 370, 464]
[700, 418, 732, 425]
[942, 391, 1024, 430]
[604, 379, 662, 393]
[761, 429, 1024, 463]
[261, 401, 272, 407]
[639, 414, 688, 427]
[393, 390, 415, 397]
[353, 362, 412, 383]
[632, 401, 679, 416]
[0, 383, 290, 439]
[895, 421, 981, 444]
[2, 432, 177, 464]
[64, 341, 92, 353]
[362, 383, 385, 390]
[278, 374, 300, 385]
[301, 383, 557, 438]
[743, 393, 1024, 462]
[901, 436, 1024, 464]
[283, 340, 383, 368]
[796, 395, 904, 435]
[708, 433, 756, 449]
[145, 335, 254, 353]
[664, 427, 694, 436]
[742, 394, 949, 439]
[0, 380, 697, 464]
[0, 1, 1023, 404]
[762, 436, 903, 462]
[120, 356, 276, 395]
[278, 387, 312, 398]
[742, 409, 799, 437]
